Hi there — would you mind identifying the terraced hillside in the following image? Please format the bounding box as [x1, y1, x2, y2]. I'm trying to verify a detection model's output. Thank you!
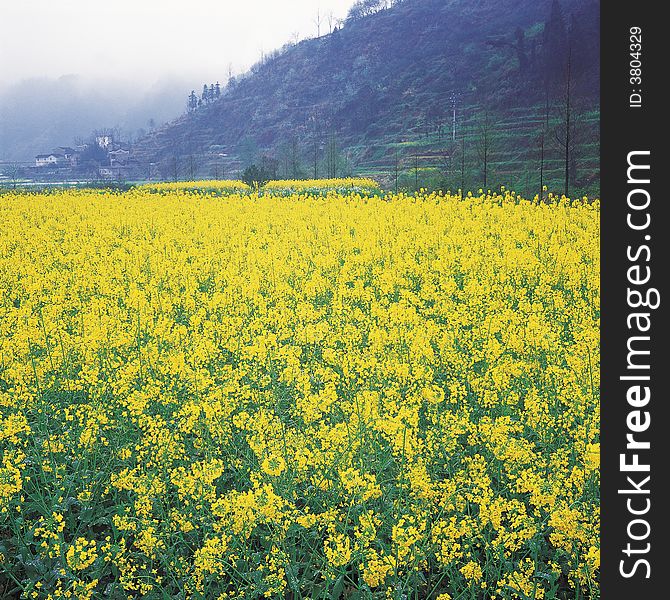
[133, 0, 599, 196]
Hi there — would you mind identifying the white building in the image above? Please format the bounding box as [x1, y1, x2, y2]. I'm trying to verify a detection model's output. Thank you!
[35, 153, 65, 167]
[109, 148, 130, 166]
[96, 135, 112, 150]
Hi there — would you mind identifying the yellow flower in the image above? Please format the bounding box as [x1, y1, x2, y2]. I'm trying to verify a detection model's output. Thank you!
[66, 538, 98, 571]
[460, 561, 483, 582]
[261, 454, 287, 477]
[324, 532, 352, 568]
[585, 442, 600, 471]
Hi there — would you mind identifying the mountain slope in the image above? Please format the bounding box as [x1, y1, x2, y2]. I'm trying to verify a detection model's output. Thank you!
[135, 0, 600, 194]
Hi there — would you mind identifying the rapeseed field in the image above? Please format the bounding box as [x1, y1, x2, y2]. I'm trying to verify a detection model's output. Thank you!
[0, 187, 599, 599]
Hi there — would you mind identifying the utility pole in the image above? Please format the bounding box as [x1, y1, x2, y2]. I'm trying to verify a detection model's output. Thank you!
[414, 150, 419, 192]
[394, 148, 400, 194]
[539, 131, 545, 202]
[460, 137, 466, 197]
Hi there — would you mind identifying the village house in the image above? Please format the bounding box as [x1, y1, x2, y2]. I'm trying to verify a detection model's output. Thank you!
[98, 167, 115, 179]
[109, 148, 130, 166]
[32, 139, 137, 180]
[35, 153, 66, 168]
[35, 147, 81, 168]
[54, 147, 80, 167]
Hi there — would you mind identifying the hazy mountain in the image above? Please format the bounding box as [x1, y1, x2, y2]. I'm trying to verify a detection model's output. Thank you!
[134, 0, 599, 193]
[0, 75, 194, 162]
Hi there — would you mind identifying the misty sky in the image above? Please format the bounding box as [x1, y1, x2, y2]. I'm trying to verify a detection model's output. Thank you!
[1, 0, 356, 88]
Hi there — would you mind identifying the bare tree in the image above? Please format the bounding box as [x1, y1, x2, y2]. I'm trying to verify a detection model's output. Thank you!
[437, 146, 453, 184]
[188, 154, 198, 180]
[562, 47, 573, 196]
[393, 148, 401, 193]
[326, 134, 340, 178]
[2, 162, 23, 189]
[476, 110, 496, 190]
[314, 9, 322, 37]
[450, 93, 459, 142]
[307, 113, 323, 179]
[552, 45, 577, 197]
[280, 137, 302, 179]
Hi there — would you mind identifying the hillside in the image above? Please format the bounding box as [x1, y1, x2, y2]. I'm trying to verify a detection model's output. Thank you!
[134, 0, 600, 195]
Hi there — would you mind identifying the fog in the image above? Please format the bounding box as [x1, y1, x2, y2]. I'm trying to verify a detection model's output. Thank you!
[0, 75, 201, 161]
[1, 1, 355, 86]
[0, 1, 355, 160]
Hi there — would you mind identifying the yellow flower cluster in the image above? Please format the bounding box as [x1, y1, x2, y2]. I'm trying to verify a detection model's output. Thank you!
[66, 538, 98, 571]
[263, 177, 381, 194]
[0, 187, 599, 598]
[137, 179, 251, 193]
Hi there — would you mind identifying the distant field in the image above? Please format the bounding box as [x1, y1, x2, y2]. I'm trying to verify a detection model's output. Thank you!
[0, 186, 600, 599]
